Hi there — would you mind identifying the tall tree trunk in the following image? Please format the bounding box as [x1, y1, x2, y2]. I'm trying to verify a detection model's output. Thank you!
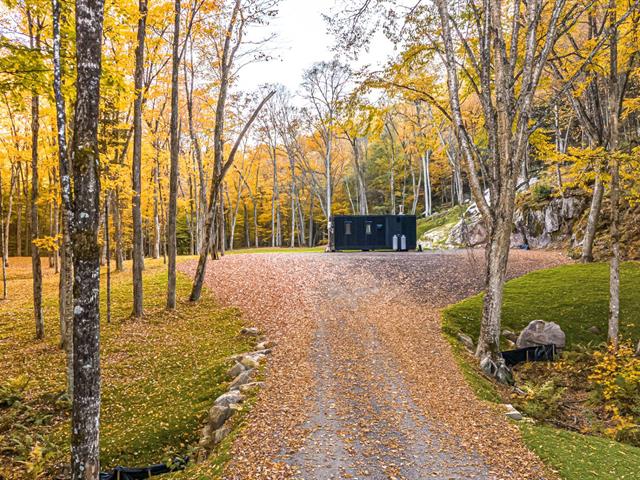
[607, 1, 621, 349]
[152, 162, 161, 259]
[289, 161, 296, 248]
[325, 132, 332, 248]
[271, 147, 279, 247]
[71, 0, 105, 476]
[244, 201, 250, 248]
[184, 49, 207, 254]
[476, 212, 514, 384]
[609, 157, 620, 349]
[581, 174, 604, 262]
[105, 200, 111, 324]
[308, 191, 314, 247]
[53, 0, 75, 374]
[0, 169, 6, 299]
[16, 203, 22, 257]
[31, 71, 44, 340]
[422, 151, 432, 217]
[253, 198, 259, 248]
[166, 0, 181, 310]
[353, 138, 368, 215]
[112, 189, 124, 271]
[131, 0, 147, 319]
[3, 167, 15, 267]
[190, 86, 274, 302]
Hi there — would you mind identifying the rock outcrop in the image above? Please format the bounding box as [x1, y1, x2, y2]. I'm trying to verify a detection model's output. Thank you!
[423, 192, 588, 251]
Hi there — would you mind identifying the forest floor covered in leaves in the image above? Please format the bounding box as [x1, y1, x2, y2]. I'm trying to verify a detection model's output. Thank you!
[0, 257, 252, 479]
[181, 249, 568, 479]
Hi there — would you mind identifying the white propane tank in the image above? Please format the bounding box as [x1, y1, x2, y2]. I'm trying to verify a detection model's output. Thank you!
[392, 234, 399, 251]
[401, 234, 407, 251]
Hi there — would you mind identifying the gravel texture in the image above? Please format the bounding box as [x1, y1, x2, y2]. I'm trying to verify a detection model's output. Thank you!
[180, 249, 568, 479]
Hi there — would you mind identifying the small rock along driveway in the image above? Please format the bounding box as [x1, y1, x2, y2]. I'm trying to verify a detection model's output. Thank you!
[180, 249, 568, 479]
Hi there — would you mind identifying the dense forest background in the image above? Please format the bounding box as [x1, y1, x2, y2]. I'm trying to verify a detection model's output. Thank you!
[1, 0, 639, 265]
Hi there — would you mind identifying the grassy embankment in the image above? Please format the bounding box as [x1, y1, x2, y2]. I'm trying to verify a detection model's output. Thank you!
[0, 257, 252, 479]
[443, 262, 640, 479]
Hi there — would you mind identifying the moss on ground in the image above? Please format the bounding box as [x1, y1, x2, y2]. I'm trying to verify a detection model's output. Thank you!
[442, 261, 640, 480]
[416, 205, 465, 240]
[0, 258, 251, 478]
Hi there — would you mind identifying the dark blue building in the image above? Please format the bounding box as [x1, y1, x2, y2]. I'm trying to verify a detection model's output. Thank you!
[330, 215, 417, 252]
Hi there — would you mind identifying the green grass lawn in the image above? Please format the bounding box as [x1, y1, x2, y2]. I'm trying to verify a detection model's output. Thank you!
[521, 424, 640, 480]
[443, 261, 640, 480]
[444, 262, 640, 348]
[0, 257, 252, 478]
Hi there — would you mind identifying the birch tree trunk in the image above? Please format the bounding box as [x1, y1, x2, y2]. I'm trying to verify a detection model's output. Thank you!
[166, 0, 181, 310]
[607, 0, 621, 349]
[71, 0, 105, 476]
[581, 175, 603, 263]
[422, 151, 432, 217]
[325, 132, 332, 247]
[53, 0, 74, 386]
[131, 0, 147, 318]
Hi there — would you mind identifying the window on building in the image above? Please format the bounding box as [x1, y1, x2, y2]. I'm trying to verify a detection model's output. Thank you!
[365, 222, 372, 235]
[345, 222, 352, 235]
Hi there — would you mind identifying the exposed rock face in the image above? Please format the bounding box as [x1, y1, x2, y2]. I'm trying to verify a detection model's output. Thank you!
[516, 320, 566, 349]
[512, 196, 587, 249]
[439, 194, 588, 250]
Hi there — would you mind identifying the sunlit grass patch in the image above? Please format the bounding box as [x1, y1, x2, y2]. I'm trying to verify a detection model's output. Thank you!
[0, 257, 251, 478]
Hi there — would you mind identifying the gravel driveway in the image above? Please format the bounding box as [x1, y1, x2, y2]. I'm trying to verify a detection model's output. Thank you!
[180, 250, 567, 479]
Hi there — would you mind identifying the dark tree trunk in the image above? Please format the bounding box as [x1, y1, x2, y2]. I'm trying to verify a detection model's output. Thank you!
[31, 83, 44, 340]
[70, 0, 105, 477]
[16, 203, 22, 257]
[112, 189, 124, 272]
[166, 0, 181, 310]
[131, 0, 147, 318]
[0, 169, 6, 299]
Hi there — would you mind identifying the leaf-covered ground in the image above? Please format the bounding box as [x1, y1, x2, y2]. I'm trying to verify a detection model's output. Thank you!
[181, 249, 567, 479]
[0, 257, 251, 479]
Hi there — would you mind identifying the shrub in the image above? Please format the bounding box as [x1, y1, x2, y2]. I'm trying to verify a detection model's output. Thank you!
[532, 183, 554, 202]
[516, 380, 566, 421]
[0, 375, 29, 408]
[589, 342, 640, 444]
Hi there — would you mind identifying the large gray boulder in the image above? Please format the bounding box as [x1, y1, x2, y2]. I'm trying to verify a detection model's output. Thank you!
[516, 320, 566, 349]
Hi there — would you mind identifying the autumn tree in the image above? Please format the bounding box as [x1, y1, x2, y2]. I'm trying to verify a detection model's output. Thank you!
[301, 60, 351, 247]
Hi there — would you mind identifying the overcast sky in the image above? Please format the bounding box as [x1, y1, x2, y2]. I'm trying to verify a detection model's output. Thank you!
[236, 0, 397, 94]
